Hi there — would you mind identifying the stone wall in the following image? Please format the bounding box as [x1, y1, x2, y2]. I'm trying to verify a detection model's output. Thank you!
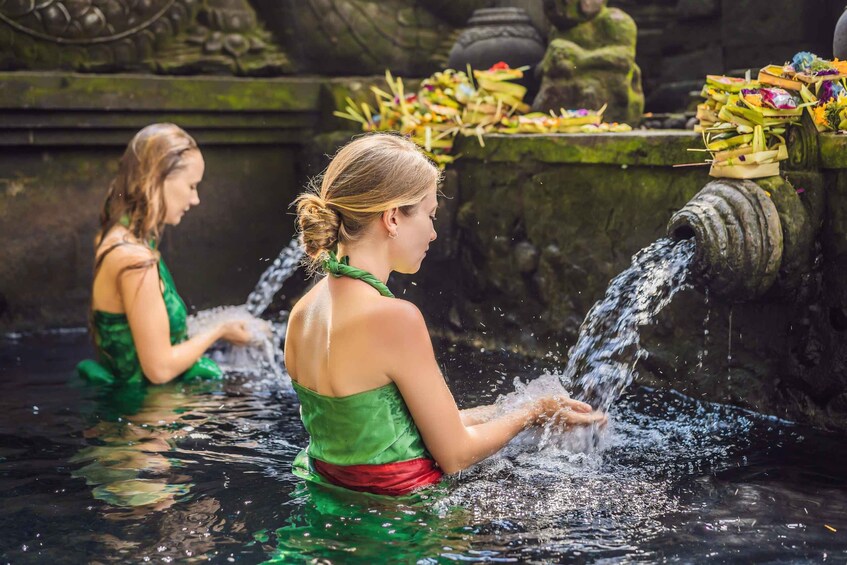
[0, 72, 323, 331]
[392, 132, 847, 432]
[401, 132, 708, 351]
[609, 0, 846, 112]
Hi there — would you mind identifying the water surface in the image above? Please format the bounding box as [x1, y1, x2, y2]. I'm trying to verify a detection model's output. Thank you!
[1, 332, 845, 563]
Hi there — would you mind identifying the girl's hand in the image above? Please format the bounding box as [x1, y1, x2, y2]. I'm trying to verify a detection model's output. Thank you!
[219, 321, 252, 346]
[530, 395, 607, 428]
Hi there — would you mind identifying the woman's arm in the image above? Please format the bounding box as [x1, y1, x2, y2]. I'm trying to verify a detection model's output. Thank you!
[117, 249, 249, 384]
[459, 405, 497, 426]
[384, 301, 604, 475]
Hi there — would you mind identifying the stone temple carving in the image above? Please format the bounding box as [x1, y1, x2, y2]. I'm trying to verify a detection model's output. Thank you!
[0, 0, 645, 109]
[0, 0, 498, 75]
[250, 0, 491, 76]
[0, 0, 187, 44]
[0, 0, 290, 74]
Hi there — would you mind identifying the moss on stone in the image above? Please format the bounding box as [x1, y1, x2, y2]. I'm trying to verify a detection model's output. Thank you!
[452, 151, 708, 347]
[555, 7, 637, 53]
[819, 133, 847, 169]
[537, 7, 643, 124]
[455, 132, 701, 166]
[753, 176, 814, 294]
[0, 72, 322, 112]
[827, 171, 847, 259]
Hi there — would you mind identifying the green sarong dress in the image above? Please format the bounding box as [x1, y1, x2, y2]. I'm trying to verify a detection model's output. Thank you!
[77, 254, 221, 385]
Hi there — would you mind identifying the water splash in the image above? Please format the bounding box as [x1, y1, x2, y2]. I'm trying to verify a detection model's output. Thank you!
[186, 236, 303, 380]
[491, 373, 609, 454]
[565, 238, 696, 411]
[245, 237, 305, 317]
[443, 238, 695, 457]
[187, 305, 288, 382]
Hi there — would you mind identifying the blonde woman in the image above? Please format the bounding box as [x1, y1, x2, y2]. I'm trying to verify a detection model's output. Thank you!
[286, 133, 606, 496]
[77, 123, 251, 386]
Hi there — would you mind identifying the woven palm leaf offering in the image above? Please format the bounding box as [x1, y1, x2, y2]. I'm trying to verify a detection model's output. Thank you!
[760, 51, 847, 91]
[695, 75, 760, 132]
[334, 62, 629, 167]
[691, 68, 809, 179]
[498, 104, 631, 134]
[774, 52, 847, 133]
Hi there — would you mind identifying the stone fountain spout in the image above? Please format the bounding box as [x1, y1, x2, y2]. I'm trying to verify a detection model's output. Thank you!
[667, 177, 816, 301]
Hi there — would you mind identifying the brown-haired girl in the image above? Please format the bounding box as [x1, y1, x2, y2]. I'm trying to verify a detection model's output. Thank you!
[285, 133, 606, 496]
[77, 123, 252, 386]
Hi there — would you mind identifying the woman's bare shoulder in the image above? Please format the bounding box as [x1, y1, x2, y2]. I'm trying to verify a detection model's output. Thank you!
[373, 299, 439, 384]
[288, 278, 326, 324]
[372, 298, 429, 343]
[96, 229, 156, 271]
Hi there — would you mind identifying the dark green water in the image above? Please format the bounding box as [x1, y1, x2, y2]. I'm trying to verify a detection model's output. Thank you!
[1, 331, 845, 563]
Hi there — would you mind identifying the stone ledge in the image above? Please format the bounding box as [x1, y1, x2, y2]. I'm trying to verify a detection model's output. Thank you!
[0, 127, 312, 146]
[0, 72, 329, 146]
[455, 131, 703, 167]
[0, 72, 324, 112]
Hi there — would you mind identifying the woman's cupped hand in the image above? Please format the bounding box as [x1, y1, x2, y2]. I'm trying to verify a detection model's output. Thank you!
[530, 395, 607, 429]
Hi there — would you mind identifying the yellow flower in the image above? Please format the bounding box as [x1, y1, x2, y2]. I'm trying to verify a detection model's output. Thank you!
[813, 105, 827, 125]
[833, 58, 847, 74]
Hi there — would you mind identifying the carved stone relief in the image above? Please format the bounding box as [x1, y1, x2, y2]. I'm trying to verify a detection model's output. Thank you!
[0, 0, 290, 73]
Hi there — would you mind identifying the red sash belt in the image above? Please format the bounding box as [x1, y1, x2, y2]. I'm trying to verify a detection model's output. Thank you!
[312, 457, 443, 496]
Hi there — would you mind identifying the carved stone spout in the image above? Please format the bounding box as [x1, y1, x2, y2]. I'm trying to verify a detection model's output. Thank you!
[667, 177, 814, 301]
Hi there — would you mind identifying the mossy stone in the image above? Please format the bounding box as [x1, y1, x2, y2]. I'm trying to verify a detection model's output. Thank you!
[534, 8, 644, 124]
[553, 7, 636, 52]
[545, 0, 608, 29]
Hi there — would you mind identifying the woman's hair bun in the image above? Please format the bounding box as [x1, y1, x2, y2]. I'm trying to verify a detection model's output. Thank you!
[292, 133, 440, 272]
[295, 192, 340, 260]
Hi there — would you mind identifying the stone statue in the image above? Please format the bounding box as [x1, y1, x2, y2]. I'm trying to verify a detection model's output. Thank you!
[532, 0, 644, 124]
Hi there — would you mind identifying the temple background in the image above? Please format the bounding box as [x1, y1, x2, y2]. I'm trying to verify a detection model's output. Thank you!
[2, 0, 847, 429]
[2, 0, 843, 329]
[1, 0, 843, 326]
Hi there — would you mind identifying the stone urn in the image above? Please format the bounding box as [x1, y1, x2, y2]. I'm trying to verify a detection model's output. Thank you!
[447, 7, 546, 97]
[834, 5, 847, 60]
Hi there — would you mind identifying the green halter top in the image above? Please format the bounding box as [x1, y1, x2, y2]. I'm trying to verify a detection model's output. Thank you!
[322, 251, 394, 298]
[77, 249, 221, 386]
[291, 253, 434, 487]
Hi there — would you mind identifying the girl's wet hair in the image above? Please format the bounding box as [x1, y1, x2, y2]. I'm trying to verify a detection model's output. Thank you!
[294, 133, 441, 272]
[96, 122, 199, 256]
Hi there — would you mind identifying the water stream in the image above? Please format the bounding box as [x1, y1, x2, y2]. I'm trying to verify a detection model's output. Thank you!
[565, 238, 696, 411]
[245, 237, 305, 317]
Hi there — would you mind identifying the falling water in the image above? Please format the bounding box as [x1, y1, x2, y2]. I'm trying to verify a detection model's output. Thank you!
[564, 238, 696, 411]
[245, 237, 305, 317]
[475, 238, 696, 456]
[187, 236, 304, 379]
